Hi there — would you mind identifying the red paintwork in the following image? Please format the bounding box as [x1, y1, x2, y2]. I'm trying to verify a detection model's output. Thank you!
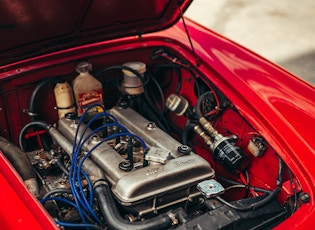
[0, 150, 58, 229]
[0, 0, 192, 65]
[0, 16, 314, 230]
[173, 20, 315, 229]
[174, 19, 315, 229]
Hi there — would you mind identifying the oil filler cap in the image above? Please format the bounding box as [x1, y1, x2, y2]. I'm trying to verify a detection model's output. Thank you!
[145, 147, 171, 164]
[197, 179, 225, 198]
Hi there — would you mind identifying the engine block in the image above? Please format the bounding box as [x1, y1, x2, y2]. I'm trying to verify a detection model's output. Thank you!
[58, 106, 214, 217]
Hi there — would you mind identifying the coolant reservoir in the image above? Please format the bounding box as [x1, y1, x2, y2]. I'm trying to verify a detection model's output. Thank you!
[54, 82, 76, 118]
[122, 61, 146, 95]
[72, 61, 103, 116]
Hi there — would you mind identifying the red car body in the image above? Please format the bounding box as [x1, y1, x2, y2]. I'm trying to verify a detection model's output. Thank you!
[0, 0, 314, 229]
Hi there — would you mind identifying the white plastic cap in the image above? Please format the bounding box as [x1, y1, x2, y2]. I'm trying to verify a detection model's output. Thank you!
[75, 61, 92, 73]
[122, 62, 146, 76]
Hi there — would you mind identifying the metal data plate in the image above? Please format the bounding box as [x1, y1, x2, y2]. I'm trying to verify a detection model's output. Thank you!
[197, 179, 225, 198]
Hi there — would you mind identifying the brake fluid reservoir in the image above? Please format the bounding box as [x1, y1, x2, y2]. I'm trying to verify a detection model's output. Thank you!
[73, 61, 103, 116]
[54, 82, 76, 118]
[122, 62, 146, 95]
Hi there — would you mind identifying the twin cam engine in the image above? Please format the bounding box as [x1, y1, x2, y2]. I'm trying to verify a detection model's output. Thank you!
[16, 57, 289, 229]
[53, 105, 214, 218]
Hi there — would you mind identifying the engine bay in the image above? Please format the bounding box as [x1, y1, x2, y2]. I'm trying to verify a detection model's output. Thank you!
[0, 46, 303, 229]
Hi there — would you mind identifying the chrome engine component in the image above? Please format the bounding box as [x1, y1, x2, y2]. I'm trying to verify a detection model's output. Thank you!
[145, 147, 171, 164]
[197, 179, 225, 198]
[195, 117, 248, 172]
[58, 106, 214, 217]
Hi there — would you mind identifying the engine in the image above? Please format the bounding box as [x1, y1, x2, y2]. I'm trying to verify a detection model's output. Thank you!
[57, 106, 214, 217]
[0, 48, 301, 229]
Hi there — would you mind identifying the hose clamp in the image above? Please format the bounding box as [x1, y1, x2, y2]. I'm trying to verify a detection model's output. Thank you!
[93, 179, 109, 189]
[167, 211, 178, 225]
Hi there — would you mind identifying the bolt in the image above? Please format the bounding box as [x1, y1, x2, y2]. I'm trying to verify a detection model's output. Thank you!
[147, 122, 156, 130]
[199, 197, 205, 204]
[119, 160, 133, 172]
[91, 134, 101, 143]
[118, 101, 129, 109]
[299, 192, 310, 203]
[65, 112, 77, 120]
[177, 145, 192, 155]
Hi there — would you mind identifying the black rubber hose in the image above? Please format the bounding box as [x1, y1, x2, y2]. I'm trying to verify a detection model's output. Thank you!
[0, 136, 36, 181]
[94, 182, 174, 230]
[27, 78, 63, 151]
[28, 78, 64, 121]
[19, 121, 51, 151]
[182, 121, 196, 145]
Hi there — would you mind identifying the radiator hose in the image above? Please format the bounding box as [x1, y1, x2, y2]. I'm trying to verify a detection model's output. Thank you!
[0, 136, 39, 197]
[94, 181, 175, 230]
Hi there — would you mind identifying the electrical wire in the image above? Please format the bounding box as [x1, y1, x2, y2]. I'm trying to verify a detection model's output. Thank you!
[240, 171, 258, 197]
[74, 111, 122, 152]
[216, 188, 280, 211]
[73, 120, 147, 215]
[41, 196, 77, 207]
[135, 94, 170, 132]
[145, 72, 166, 114]
[225, 184, 247, 192]
[41, 197, 99, 228]
[42, 188, 72, 199]
[153, 49, 225, 117]
[195, 91, 220, 119]
[153, 51, 201, 97]
[69, 104, 147, 226]
[149, 64, 183, 94]
[55, 221, 101, 229]
[69, 104, 107, 224]
[76, 132, 147, 193]
[73, 122, 130, 211]
[216, 157, 284, 211]
[141, 73, 176, 133]
[216, 174, 272, 195]
[288, 168, 298, 213]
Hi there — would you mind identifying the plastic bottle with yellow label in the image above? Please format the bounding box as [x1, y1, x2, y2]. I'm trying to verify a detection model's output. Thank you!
[72, 61, 103, 116]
